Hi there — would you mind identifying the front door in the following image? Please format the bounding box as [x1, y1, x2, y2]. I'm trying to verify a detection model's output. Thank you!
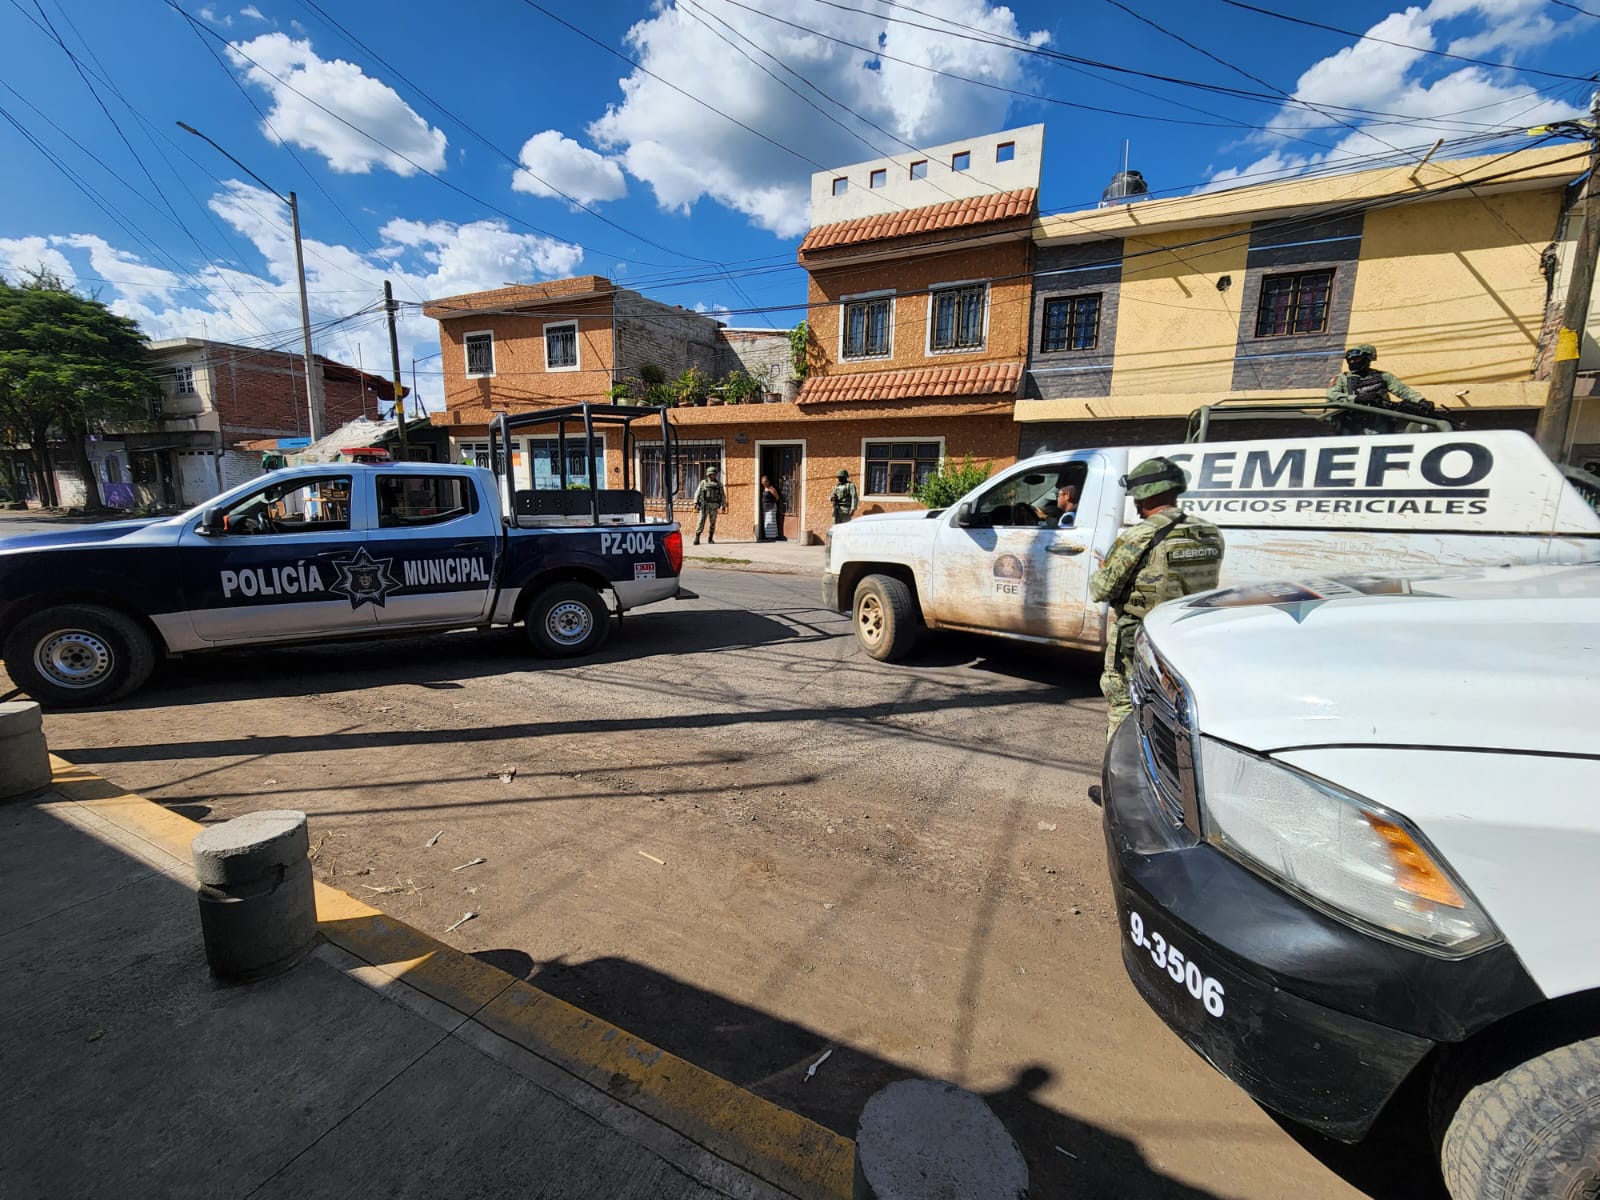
[178, 472, 378, 644]
[928, 455, 1103, 642]
[368, 470, 499, 627]
[759, 444, 803, 541]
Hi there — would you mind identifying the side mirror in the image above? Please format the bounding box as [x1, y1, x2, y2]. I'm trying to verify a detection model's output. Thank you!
[954, 502, 975, 528]
[199, 508, 226, 536]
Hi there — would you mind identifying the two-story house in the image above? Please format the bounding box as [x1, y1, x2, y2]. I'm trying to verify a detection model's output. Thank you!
[1019, 143, 1595, 456]
[660, 125, 1042, 542]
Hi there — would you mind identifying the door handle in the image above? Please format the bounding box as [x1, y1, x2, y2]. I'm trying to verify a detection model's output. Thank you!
[1048, 543, 1087, 556]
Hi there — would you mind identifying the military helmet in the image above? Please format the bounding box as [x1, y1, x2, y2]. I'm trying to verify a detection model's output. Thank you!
[1121, 457, 1188, 501]
[706, 466, 719, 475]
[1345, 343, 1377, 360]
[837, 468, 849, 480]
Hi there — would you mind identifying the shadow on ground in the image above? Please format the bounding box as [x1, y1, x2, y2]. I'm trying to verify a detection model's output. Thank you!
[474, 950, 1447, 1200]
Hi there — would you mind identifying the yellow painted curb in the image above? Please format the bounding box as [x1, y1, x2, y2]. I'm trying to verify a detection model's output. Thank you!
[41, 758, 856, 1200]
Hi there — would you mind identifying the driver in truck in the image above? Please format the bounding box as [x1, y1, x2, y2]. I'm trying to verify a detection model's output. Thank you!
[1088, 457, 1224, 740]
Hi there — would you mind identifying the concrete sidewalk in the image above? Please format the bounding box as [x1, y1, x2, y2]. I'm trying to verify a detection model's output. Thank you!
[1, 761, 854, 1200]
[681, 536, 829, 578]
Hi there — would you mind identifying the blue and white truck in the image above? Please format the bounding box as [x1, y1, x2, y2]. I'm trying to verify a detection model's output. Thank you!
[0, 404, 692, 706]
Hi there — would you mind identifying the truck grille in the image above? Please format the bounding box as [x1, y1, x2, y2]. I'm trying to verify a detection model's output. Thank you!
[1130, 637, 1198, 830]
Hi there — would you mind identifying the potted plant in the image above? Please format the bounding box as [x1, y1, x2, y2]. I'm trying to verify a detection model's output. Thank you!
[720, 370, 762, 405]
[781, 320, 810, 402]
[672, 366, 710, 408]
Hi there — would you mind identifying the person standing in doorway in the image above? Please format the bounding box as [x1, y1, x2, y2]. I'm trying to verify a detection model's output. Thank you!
[692, 466, 724, 545]
[1088, 458, 1224, 741]
[830, 468, 859, 525]
[760, 474, 786, 541]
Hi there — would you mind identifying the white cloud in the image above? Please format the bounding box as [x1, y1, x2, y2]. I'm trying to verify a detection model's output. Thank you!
[582, 0, 1048, 238]
[227, 33, 447, 176]
[513, 131, 628, 208]
[1209, 0, 1583, 190]
[240, 4, 266, 20]
[3, 183, 586, 412]
[199, 6, 232, 27]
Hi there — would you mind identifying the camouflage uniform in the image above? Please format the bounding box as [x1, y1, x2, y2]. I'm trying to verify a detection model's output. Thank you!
[1089, 484, 1225, 740]
[692, 473, 725, 544]
[1325, 342, 1426, 436]
[830, 471, 859, 524]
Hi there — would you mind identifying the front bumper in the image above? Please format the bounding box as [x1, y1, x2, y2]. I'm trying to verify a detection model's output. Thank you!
[821, 572, 839, 611]
[1100, 720, 1540, 1142]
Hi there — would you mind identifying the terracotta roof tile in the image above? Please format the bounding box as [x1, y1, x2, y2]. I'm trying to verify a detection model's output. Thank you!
[423, 275, 613, 318]
[797, 362, 1022, 405]
[799, 189, 1036, 254]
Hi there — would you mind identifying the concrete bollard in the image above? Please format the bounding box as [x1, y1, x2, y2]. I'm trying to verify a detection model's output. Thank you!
[192, 810, 317, 982]
[0, 701, 52, 799]
[854, 1080, 1028, 1200]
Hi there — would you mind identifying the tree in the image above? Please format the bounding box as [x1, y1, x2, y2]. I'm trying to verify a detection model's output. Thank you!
[0, 270, 157, 510]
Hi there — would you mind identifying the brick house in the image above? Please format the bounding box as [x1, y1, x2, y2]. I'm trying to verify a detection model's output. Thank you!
[1020, 143, 1597, 457]
[421, 275, 788, 516]
[5, 339, 395, 510]
[663, 126, 1043, 543]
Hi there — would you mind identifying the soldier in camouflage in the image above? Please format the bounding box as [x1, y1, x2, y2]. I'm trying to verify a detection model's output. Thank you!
[1325, 344, 1428, 435]
[692, 466, 725, 545]
[830, 468, 859, 524]
[1088, 457, 1225, 740]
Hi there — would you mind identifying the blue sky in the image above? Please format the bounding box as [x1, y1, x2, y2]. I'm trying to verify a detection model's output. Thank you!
[2, 0, 1597, 411]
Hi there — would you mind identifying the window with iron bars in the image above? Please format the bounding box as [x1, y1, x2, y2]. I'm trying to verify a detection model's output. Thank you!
[930, 285, 986, 352]
[1254, 269, 1334, 337]
[638, 440, 724, 505]
[864, 440, 942, 496]
[1040, 294, 1101, 352]
[843, 297, 891, 359]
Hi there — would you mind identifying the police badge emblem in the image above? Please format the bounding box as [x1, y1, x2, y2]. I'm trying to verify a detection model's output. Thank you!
[329, 547, 402, 609]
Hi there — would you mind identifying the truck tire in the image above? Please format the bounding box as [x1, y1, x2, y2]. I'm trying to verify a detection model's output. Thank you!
[1438, 1036, 1600, 1200]
[525, 582, 611, 657]
[853, 574, 920, 662]
[3, 604, 157, 707]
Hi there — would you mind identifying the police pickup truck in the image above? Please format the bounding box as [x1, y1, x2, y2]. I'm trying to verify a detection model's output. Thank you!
[0, 404, 689, 706]
[823, 428, 1600, 661]
[1103, 564, 1600, 1200]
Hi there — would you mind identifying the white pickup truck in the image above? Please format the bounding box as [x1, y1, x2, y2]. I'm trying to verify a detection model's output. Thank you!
[1102, 564, 1600, 1200]
[822, 430, 1600, 660]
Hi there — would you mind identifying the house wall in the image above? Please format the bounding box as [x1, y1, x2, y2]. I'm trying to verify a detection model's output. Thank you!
[805, 241, 1033, 380]
[618, 408, 1017, 543]
[202, 346, 374, 439]
[713, 329, 792, 393]
[435, 294, 615, 412]
[613, 291, 722, 385]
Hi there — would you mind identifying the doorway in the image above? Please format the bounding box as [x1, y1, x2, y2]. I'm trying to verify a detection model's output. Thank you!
[756, 441, 804, 541]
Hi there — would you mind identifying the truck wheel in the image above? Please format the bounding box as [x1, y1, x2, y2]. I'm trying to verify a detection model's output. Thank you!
[525, 582, 611, 657]
[3, 605, 156, 707]
[1438, 1036, 1600, 1200]
[853, 574, 920, 662]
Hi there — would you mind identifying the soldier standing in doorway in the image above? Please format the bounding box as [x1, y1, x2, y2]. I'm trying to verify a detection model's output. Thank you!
[830, 468, 859, 524]
[1089, 458, 1225, 741]
[692, 466, 724, 545]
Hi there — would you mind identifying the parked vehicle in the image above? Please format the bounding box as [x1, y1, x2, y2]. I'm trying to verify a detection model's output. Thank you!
[1099, 563, 1600, 1200]
[0, 404, 693, 706]
[822, 429, 1600, 661]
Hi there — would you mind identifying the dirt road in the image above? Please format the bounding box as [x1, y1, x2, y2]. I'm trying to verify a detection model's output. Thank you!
[20, 568, 1437, 1199]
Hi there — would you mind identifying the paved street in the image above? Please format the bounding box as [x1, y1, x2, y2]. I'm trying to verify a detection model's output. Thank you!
[13, 565, 1441, 1199]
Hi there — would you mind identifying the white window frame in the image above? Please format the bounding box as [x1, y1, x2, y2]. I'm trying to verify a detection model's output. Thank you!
[543, 320, 579, 373]
[925, 281, 989, 355]
[839, 290, 894, 362]
[463, 330, 495, 379]
[860, 436, 946, 501]
[173, 363, 196, 396]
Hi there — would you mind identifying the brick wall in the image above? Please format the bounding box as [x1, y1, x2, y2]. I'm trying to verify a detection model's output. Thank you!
[205, 346, 381, 440]
[714, 329, 791, 393]
[435, 294, 616, 412]
[614, 290, 723, 384]
[805, 240, 1033, 379]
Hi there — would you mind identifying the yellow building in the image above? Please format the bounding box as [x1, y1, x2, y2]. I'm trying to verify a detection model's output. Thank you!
[1021, 144, 1597, 462]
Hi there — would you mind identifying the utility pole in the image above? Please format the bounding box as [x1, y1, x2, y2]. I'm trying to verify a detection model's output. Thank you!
[178, 122, 324, 441]
[385, 280, 408, 460]
[1536, 89, 1600, 462]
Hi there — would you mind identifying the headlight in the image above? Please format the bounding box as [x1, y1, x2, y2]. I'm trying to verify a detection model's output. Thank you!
[1198, 738, 1499, 956]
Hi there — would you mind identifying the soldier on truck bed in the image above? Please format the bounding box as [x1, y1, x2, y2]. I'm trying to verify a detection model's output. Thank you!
[1325, 344, 1434, 435]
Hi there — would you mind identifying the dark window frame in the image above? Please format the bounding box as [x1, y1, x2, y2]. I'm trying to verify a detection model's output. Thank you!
[1040, 294, 1102, 352]
[639, 440, 724, 506]
[863, 440, 942, 497]
[909, 160, 927, 180]
[464, 331, 494, 378]
[832, 176, 848, 196]
[952, 150, 971, 172]
[929, 284, 987, 352]
[842, 296, 892, 359]
[1254, 269, 1335, 338]
[544, 321, 578, 370]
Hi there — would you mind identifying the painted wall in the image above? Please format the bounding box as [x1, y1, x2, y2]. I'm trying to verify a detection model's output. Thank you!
[810, 125, 1044, 222]
[435, 294, 615, 412]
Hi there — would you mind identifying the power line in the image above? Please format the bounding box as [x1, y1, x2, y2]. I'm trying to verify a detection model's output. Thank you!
[1213, 0, 1596, 83]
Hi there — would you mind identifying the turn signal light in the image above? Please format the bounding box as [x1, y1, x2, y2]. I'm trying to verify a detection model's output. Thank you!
[1362, 813, 1468, 908]
[664, 529, 683, 574]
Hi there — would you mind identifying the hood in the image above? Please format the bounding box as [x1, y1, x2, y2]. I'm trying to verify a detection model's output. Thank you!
[1141, 564, 1600, 757]
[847, 509, 941, 524]
[0, 517, 169, 553]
